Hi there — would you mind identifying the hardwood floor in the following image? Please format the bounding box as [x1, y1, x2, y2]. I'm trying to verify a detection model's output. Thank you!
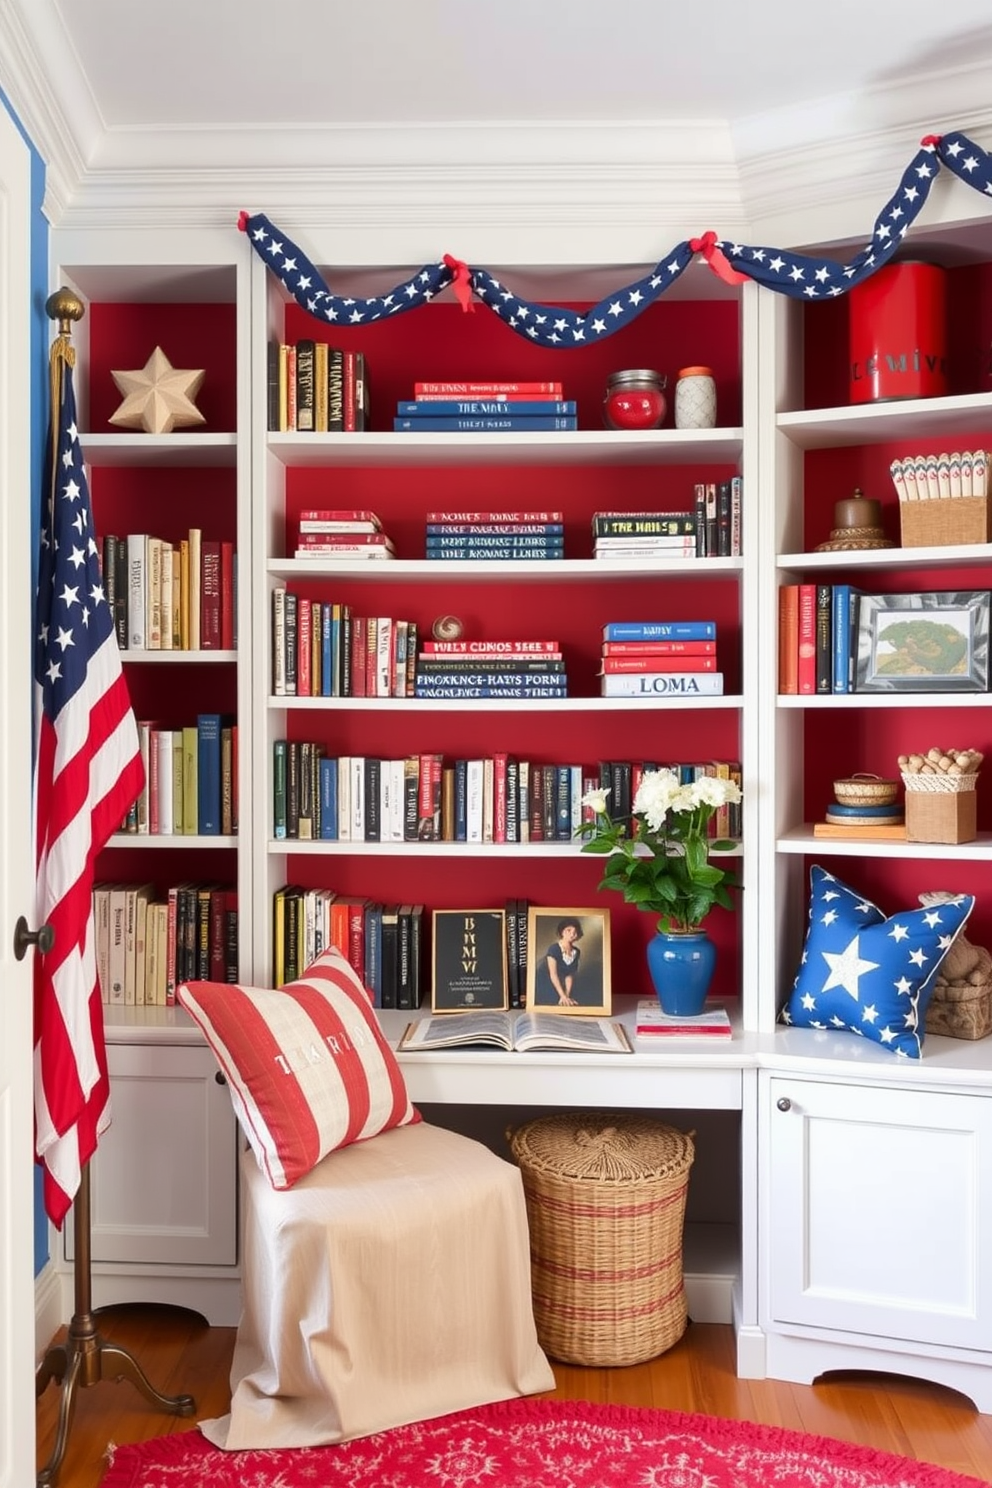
[36, 1305, 992, 1486]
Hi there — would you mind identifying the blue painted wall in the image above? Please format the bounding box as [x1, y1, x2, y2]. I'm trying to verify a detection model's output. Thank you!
[1, 87, 52, 1276]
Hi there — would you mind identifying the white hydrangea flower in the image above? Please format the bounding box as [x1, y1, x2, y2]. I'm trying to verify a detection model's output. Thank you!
[632, 768, 681, 829]
[581, 786, 611, 816]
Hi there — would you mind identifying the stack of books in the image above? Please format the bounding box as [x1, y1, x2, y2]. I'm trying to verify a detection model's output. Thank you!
[599, 621, 723, 697]
[592, 510, 698, 560]
[415, 637, 567, 698]
[394, 379, 577, 433]
[293, 508, 394, 561]
[423, 510, 564, 562]
[634, 999, 733, 1042]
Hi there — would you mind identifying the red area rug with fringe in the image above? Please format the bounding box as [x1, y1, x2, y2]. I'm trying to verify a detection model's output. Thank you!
[99, 1396, 989, 1487]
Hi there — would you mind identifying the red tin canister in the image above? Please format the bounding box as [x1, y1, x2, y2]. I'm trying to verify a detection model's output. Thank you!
[848, 261, 948, 403]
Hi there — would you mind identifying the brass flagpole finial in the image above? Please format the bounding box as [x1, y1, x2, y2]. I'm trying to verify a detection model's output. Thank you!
[45, 286, 85, 336]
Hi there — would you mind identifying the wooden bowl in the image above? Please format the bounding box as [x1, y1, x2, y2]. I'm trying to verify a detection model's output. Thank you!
[833, 775, 900, 807]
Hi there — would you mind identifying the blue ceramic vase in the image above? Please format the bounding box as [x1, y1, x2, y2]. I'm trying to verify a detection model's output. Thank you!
[646, 931, 716, 1016]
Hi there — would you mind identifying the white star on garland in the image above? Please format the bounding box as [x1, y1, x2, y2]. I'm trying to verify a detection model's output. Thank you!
[109, 346, 206, 434]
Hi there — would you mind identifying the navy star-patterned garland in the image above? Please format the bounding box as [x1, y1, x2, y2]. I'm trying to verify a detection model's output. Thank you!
[239, 129, 992, 346]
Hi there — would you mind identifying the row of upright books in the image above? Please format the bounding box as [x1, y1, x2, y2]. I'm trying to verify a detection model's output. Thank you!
[778, 583, 860, 695]
[599, 621, 724, 696]
[592, 483, 742, 560]
[272, 590, 419, 698]
[393, 380, 576, 433]
[272, 747, 741, 844]
[273, 888, 424, 1009]
[267, 340, 369, 432]
[95, 881, 238, 1008]
[121, 716, 238, 836]
[102, 531, 236, 652]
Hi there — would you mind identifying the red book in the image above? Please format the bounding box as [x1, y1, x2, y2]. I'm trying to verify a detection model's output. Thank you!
[602, 640, 716, 656]
[199, 540, 221, 650]
[296, 532, 394, 548]
[493, 752, 508, 843]
[797, 583, 818, 696]
[414, 381, 562, 396]
[422, 639, 561, 655]
[296, 597, 312, 696]
[424, 510, 564, 523]
[298, 509, 382, 529]
[600, 655, 718, 673]
[348, 898, 367, 982]
[209, 889, 227, 982]
[778, 585, 799, 695]
[220, 541, 235, 650]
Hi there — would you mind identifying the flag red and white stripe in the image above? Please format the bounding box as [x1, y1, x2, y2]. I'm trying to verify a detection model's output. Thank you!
[33, 338, 143, 1227]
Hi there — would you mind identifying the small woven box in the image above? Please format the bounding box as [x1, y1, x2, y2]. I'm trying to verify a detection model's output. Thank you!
[902, 770, 978, 843]
[507, 1111, 694, 1367]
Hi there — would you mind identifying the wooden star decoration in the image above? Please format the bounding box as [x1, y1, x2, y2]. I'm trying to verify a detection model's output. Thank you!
[109, 346, 206, 434]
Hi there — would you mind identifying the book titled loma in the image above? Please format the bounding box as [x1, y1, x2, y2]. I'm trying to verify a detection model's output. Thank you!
[601, 672, 724, 696]
[394, 416, 577, 432]
[603, 621, 717, 641]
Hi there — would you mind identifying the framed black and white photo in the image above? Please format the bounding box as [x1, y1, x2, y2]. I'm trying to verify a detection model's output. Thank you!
[524, 908, 611, 1015]
[431, 909, 507, 1011]
[853, 590, 991, 693]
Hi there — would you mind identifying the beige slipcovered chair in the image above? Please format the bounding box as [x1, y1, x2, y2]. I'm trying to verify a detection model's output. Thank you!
[178, 951, 553, 1450]
[201, 1124, 554, 1448]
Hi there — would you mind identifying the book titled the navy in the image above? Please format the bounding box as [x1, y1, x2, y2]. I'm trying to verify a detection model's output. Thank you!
[397, 400, 577, 417]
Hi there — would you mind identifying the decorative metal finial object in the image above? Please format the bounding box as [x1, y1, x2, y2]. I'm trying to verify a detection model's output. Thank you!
[45, 285, 85, 334]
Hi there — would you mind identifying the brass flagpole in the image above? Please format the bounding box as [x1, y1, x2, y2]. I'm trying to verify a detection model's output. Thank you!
[34, 288, 195, 1488]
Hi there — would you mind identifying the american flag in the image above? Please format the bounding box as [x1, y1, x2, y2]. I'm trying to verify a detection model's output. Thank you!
[241, 129, 992, 338]
[33, 338, 143, 1228]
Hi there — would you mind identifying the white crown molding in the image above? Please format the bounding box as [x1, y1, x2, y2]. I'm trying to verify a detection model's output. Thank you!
[4, 0, 992, 255]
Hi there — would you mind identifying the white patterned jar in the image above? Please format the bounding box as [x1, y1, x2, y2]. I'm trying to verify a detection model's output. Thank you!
[674, 366, 717, 429]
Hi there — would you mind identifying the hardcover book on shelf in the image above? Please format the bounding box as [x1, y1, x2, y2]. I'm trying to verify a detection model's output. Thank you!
[394, 415, 578, 432]
[601, 673, 724, 697]
[398, 399, 577, 417]
[600, 655, 718, 674]
[603, 621, 717, 641]
[634, 1000, 732, 1039]
[397, 1010, 632, 1054]
[424, 510, 564, 523]
[432, 909, 508, 1011]
[592, 512, 697, 537]
[413, 381, 563, 397]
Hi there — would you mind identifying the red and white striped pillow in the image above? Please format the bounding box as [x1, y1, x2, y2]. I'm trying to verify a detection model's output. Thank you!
[177, 947, 419, 1189]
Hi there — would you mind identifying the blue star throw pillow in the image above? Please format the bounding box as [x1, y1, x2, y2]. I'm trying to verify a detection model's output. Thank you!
[781, 865, 975, 1057]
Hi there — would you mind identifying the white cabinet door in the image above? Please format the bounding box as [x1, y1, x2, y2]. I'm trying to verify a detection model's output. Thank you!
[65, 1042, 238, 1267]
[764, 1074, 992, 1353]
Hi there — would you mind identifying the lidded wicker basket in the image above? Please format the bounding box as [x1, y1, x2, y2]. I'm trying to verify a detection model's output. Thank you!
[507, 1111, 694, 1366]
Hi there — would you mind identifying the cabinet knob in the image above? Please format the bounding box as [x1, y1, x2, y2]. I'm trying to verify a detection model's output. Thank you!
[776, 1096, 792, 1112]
[13, 915, 55, 961]
[214, 1071, 227, 1087]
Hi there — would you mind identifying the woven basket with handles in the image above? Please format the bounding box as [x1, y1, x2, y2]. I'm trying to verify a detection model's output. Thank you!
[507, 1111, 694, 1366]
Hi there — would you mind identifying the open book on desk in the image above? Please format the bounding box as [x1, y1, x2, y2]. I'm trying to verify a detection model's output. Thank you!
[397, 1010, 633, 1054]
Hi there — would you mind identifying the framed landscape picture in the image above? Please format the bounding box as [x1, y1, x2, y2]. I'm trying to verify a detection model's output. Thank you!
[431, 909, 508, 1011]
[524, 908, 611, 1015]
[853, 590, 991, 693]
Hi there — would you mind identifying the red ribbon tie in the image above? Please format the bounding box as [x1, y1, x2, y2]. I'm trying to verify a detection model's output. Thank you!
[688, 230, 749, 286]
[443, 254, 475, 313]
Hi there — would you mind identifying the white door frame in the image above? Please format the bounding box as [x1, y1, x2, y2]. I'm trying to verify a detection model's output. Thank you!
[0, 100, 37, 1488]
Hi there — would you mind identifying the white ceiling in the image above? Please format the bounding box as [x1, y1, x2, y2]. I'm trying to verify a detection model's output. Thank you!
[41, 0, 992, 133]
[5, 0, 992, 247]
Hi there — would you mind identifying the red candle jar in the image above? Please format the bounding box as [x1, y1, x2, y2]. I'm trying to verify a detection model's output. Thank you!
[603, 369, 667, 429]
[848, 261, 948, 404]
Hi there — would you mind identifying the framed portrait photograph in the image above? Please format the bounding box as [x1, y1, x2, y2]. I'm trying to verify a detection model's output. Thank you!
[431, 909, 507, 1011]
[853, 590, 991, 693]
[524, 908, 611, 1016]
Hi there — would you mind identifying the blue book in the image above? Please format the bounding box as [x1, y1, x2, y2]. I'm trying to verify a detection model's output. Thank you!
[425, 534, 564, 548]
[415, 684, 568, 699]
[397, 399, 577, 417]
[415, 672, 568, 690]
[364, 902, 382, 1008]
[393, 416, 578, 432]
[602, 620, 717, 641]
[426, 523, 564, 536]
[426, 548, 564, 562]
[318, 755, 338, 839]
[320, 603, 332, 697]
[196, 713, 222, 834]
[831, 584, 859, 694]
